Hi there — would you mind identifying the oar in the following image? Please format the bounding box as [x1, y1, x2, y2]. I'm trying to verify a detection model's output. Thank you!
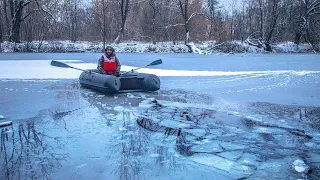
[122, 59, 162, 75]
[51, 60, 86, 71]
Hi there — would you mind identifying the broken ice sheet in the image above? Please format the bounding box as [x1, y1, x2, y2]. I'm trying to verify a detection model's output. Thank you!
[184, 128, 206, 137]
[190, 143, 223, 153]
[159, 119, 190, 129]
[217, 151, 244, 161]
[254, 157, 300, 179]
[189, 153, 253, 179]
[252, 127, 287, 134]
[218, 141, 247, 151]
[237, 153, 259, 166]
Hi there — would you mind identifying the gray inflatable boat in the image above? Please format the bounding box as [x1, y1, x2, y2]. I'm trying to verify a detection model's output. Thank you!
[50, 59, 161, 94]
[79, 70, 160, 93]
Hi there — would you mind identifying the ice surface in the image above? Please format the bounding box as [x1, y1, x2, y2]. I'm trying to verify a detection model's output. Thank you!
[189, 153, 253, 179]
[1, 53, 319, 180]
[217, 151, 244, 161]
[1, 60, 320, 79]
[191, 141, 224, 153]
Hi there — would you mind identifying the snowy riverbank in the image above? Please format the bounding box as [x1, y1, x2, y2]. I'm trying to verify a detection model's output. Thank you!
[0, 40, 315, 54]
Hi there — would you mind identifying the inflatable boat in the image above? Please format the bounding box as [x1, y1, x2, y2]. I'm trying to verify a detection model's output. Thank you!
[51, 59, 161, 94]
[79, 70, 160, 93]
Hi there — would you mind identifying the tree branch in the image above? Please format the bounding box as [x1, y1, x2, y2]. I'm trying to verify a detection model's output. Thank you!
[162, 23, 185, 29]
[21, 9, 40, 22]
[187, 12, 208, 22]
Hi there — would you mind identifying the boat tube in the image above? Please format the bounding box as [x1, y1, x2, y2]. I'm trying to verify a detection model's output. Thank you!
[79, 70, 160, 93]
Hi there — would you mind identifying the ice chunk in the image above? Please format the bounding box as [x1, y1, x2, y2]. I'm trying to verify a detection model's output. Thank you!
[189, 154, 253, 179]
[307, 153, 320, 165]
[114, 106, 124, 111]
[252, 127, 287, 134]
[150, 153, 160, 157]
[237, 153, 258, 166]
[191, 142, 223, 153]
[292, 159, 309, 174]
[119, 127, 127, 131]
[159, 120, 190, 129]
[127, 93, 137, 98]
[219, 142, 247, 151]
[0, 121, 12, 127]
[76, 163, 88, 169]
[217, 151, 243, 161]
[0, 115, 4, 119]
[185, 128, 206, 137]
[304, 142, 315, 148]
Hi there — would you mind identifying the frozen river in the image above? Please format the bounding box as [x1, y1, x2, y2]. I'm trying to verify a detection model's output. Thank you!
[0, 53, 320, 179]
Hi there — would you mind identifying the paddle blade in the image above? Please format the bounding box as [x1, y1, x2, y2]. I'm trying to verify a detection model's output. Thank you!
[51, 60, 72, 68]
[147, 59, 162, 66]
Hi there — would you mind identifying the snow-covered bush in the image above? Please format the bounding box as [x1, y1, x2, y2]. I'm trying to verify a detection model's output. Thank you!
[0, 40, 316, 53]
[273, 42, 314, 53]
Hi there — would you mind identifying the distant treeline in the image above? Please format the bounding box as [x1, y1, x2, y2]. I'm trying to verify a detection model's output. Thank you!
[0, 0, 319, 51]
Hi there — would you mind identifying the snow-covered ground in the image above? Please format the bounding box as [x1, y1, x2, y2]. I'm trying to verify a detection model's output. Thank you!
[0, 40, 315, 53]
[1, 53, 320, 179]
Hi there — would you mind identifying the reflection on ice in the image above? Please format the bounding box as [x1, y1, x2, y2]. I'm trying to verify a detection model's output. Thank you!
[0, 115, 68, 180]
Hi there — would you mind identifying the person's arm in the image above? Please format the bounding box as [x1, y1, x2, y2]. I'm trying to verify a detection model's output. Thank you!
[97, 56, 106, 74]
[115, 56, 121, 76]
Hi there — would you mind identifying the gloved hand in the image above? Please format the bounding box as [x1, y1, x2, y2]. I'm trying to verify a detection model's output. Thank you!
[115, 72, 120, 77]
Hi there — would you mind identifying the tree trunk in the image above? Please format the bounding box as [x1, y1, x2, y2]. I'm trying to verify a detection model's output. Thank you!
[9, 1, 32, 43]
[11, 17, 23, 43]
[264, 0, 279, 51]
[185, 21, 190, 44]
[258, 0, 264, 39]
[102, 0, 106, 50]
[10, 2, 24, 43]
[151, 1, 156, 44]
[294, 32, 302, 45]
[114, 0, 130, 44]
[114, 26, 124, 44]
[70, 0, 78, 42]
[0, 5, 3, 43]
[208, 20, 214, 39]
[3, 0, 10, 40]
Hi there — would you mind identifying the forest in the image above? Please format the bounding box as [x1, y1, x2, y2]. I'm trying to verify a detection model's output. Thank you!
[0, 0, 319, 52]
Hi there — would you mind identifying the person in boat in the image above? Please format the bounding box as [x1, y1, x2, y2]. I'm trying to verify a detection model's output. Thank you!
[97, 46, 121, 77]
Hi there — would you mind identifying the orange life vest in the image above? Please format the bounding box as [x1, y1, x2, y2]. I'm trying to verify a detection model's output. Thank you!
[102, 54, 117, 75]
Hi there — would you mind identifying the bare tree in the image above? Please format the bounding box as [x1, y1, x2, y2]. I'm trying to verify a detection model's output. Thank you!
[9, 0, 34, 42]
[176, 0, 207, 44]
[148, 0, 158, 44]
[0, 3, 3, 43]
[203, 0, 219, 39]
[264, 0, 280, 51]
[229, 0, 238, 41]
[257, 0, 264, 38]
[114, 0, 130, 43]
[102, 0, 106, 49]
[2, 0, 11, 40]
[294, 0, 320, 48]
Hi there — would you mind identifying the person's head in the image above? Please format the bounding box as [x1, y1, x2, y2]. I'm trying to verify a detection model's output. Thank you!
[105, 46, 115, 57]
